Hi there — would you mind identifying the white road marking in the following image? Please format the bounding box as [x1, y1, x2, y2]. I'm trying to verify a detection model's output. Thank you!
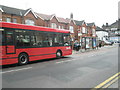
[1, 67, 32, 74]
[88, 54, 96, 57]
[56, 59, 76, 64]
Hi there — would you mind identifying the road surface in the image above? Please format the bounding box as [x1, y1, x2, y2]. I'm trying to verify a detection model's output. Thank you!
[1, 44, 119, 89]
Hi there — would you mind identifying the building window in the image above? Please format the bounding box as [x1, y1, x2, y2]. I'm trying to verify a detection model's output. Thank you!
[82, 27, 86, 33]
[6, 18, 11, 22]
[61, 26, 64, 29]
[63, 34, 71, 46]
[0, 18, 2, 22]
[58, 26, 61, 29]
[92, 29, 96, 36]
[69, 26, 74, 33]
[13, 18, 17, 23]
[25, 19, 35, 26]
[51, 23, 57, 29]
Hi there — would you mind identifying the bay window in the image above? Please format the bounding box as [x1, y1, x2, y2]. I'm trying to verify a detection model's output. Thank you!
[69, 26, 74, 33]
[25, 19, 35, 26]
[51, 23, 57, 29]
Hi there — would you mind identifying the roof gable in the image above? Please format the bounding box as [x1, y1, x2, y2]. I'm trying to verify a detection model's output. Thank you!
[87, 23, 95, 27]
[36, 13, 52, 20]
[0, 6, 4, 12]
[24, 8, 37, 18]
[36, 13, 71, 24]
[57, 17, 69, 24]
[68, 19, 76, 25]
[50, 14, 59, 22]
[74, 20, 85, 26]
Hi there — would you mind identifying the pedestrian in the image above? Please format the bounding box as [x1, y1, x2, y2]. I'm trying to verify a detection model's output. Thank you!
[99, 42, 102, 48]
[96, 44, 99, 49]
[74, 40, 80, 51]
[96, 42, 99, 49]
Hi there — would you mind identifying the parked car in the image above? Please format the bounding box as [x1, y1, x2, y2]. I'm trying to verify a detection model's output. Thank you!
[98, 40, 105, 47]
[117, 41, 120, 43]
[104, 40, 113, 45]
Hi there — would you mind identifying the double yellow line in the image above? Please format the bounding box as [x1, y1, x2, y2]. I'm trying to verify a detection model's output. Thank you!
[92, 72, 120, 90]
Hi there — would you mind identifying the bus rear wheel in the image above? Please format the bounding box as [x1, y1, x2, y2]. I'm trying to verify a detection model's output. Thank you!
[56, 50, 62, 58]
[18, 53, 29, 65]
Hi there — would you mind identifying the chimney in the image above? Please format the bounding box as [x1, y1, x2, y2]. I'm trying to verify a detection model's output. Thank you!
[102, 24, 105, 27]
[70, 13, 73, 19]
[106, 23, 108, 26]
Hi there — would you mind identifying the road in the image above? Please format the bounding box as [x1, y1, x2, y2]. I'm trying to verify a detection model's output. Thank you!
[1, 44, 119, 89]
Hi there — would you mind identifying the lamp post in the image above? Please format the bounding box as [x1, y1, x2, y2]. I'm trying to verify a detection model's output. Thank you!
[78, 30, 82, 51]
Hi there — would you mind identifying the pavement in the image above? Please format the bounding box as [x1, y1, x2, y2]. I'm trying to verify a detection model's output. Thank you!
[72, 44, 117, 54]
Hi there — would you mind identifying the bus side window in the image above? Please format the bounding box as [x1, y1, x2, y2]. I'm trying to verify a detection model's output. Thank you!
[16, 34, 30, 47]
[24, 35, 30, 46]
[43, 33, 53, 47]
[0, 30, 5, 45]
[64, 34, 71, 46]
[35, 32, 43, 47]
[16, 35, 24, 46]
[31, 36, 37, 46]
[6, 31, 14, 45]
[54, 34, 63, 46]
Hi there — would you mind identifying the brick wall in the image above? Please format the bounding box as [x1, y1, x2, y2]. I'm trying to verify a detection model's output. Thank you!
[2, 11, 45, 27]
[49, 16, 59, 28]
[24, 11, 45, 26]
[2, 13, 22, 23]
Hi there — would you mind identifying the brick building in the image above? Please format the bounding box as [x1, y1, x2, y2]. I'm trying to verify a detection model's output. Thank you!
[87, 23, 97, 49]
[0, 5, 97, 49]
[74, 20, 97, 49]
[0, 5, 45, 26]
[36, 12, 76, 48]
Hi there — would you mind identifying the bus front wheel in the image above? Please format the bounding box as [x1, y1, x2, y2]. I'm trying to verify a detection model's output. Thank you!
[56, 50, 62, 58]
[18, 53, 29, 65]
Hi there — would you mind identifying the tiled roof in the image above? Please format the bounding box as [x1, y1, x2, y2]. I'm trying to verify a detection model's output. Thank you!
[96, 26, 107, 32]
[110, 20, 119, 28]
[65, 18, 71, 23]
[57, 17, 69, 23]
[74, 20, 84, 26]
[36, 12, 71, 24]
[102, 20, 120, 30]
[36, 13, 52, 20]
[0, 5, 27, 16]
[87, 23, 95, 26]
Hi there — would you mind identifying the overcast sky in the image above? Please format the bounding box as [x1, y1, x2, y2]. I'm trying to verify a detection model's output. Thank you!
[0, 0, 119, 27]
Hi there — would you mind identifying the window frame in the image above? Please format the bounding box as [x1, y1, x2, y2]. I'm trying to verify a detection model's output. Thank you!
[25, 19, 35, 26]
[13, 18, 17, 23]
[69, 26, 74, 33]
[51, 23, 57, 29]
[6, 17, 11, 23]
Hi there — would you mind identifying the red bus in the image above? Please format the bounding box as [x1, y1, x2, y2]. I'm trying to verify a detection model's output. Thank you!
[0, 22, 72, 65]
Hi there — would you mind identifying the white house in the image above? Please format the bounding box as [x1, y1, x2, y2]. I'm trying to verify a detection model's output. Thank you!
[96, 26, 109, 41]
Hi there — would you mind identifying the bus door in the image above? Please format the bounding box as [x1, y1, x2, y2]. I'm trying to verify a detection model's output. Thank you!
[6, 30, 15, 54]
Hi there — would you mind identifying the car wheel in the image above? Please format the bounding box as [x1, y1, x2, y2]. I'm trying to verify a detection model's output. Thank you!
[56, 50, 62, 58]
[18, 53, 29, 65]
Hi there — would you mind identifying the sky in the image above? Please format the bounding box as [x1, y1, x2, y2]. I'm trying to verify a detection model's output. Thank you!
[0, 0, 119, 27]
